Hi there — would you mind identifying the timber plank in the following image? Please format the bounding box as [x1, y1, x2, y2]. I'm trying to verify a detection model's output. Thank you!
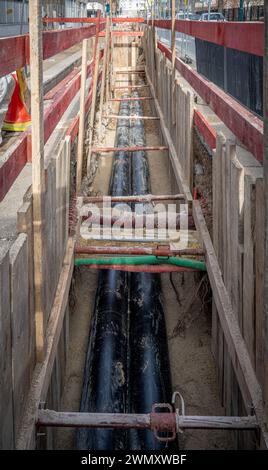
[0, 243, 14, 449]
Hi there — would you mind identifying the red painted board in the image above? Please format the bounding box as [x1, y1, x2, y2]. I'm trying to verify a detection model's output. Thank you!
[0, 62, 96, 200]
[42, 25, 98, 60]
[0, 134, 28, 201]
[112, 17, 144, 23]
[43, 17, 106, 24]
[99, 31, 144, 37]
[158, 41, 263, 162]
[44, 68, 79, 100]
[152, 19, 263, 57]
[0, 35, 27, 78]
[175, 20, 264, 57]
[0, 23, 105, 77]
[42, 62, 93, 144]
[66, 71, 102, 142]
[194, 109, 217, 150]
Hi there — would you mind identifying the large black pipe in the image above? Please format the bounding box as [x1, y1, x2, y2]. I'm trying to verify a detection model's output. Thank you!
[128, 93, 173, 450]
[77, 99, 131, 450]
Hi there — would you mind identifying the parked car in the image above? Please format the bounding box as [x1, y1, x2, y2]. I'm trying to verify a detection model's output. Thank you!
[199, 12, 226, 21]
[176, 12, 200, 20]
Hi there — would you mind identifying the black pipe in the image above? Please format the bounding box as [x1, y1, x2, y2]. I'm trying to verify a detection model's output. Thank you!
[77, 99, 131, 450]
[128, 93, 173, 450]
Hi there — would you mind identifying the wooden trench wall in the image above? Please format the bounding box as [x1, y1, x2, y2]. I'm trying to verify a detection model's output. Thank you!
[144, 26, 266, 448]
[0, 137, 72, 449]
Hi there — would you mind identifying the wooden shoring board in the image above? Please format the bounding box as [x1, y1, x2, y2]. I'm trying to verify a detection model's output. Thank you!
[86, 43, 101, 175]
[98, 16, 110, 134]
[146, 69, 192, 202]
[16, 238, 75, 449]
[29, 1, 46, 361]
[243, 168, 263, 367]
[76, 38, 90, 194]
[145, 65, 268, 448]
[255, 178, 265, 388]
[0, 243, 14, 448]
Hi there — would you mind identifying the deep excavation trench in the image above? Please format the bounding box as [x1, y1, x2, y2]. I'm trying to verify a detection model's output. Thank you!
[55, 48, 234, 451]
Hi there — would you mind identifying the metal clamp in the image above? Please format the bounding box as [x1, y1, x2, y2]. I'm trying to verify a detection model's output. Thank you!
[172, 391, 185, 434]
[155, 244, 170, 260]
[151, 403, 176, 442]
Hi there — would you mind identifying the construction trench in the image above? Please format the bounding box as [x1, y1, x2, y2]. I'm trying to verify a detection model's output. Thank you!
[1, 10, 268, 453]
[59, 83, 229, 451]
[44, 29, 256, 450]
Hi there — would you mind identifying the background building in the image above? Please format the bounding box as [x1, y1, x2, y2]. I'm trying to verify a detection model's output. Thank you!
[119, 0, 145, 17]
[0, 1, 88, 37]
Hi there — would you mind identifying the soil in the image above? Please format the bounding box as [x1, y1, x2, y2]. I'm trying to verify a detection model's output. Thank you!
[193, 128, 213, 236]
[55, 60, 234, 451]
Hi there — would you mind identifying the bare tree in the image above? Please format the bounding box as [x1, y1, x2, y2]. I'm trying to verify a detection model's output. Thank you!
[218, 0, 224, 12]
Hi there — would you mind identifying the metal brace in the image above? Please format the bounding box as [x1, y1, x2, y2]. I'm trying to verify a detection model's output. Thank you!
[172, 391, 185, 434]
[151, 402, 177, 442]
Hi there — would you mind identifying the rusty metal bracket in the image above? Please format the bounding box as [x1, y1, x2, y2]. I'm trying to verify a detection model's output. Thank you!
[150, 403, 176, 442]
[155, 244, 170, 260]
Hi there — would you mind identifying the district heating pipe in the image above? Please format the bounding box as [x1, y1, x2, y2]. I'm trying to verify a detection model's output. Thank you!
[127, 93, 174, 450]
[76, 98, 131, 450]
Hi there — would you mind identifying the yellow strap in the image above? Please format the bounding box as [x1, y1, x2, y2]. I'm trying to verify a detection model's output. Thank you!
[2, 121, 31, 132]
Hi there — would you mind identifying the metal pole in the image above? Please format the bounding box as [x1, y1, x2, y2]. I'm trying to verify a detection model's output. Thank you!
[239, 0, 244, 21]
[75, 247, 204, 256]
[208, 0, 211, 20]
[20, 0, 26, 35]
[37, 409, 258, 431]
[263, 0, 268, 423]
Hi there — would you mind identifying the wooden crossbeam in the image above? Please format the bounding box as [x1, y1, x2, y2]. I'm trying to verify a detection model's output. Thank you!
[103, 115, 159, 120]
[114, 85, 150, 89]
[82, 193, 185, 203]
[115, 70, 146, 74]
[109, 97, 152, 101]
[114, 67, 145, 72]
[91, 146, 168, 153]
[74, 264, 197, 274]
